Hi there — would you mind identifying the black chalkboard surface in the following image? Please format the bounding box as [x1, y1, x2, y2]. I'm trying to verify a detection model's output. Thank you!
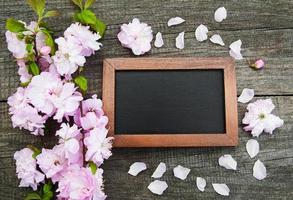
[103, 58, 238, 147]
[115, 70, 226, 134]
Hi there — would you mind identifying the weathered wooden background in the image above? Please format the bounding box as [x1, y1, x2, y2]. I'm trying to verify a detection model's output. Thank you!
[1, 0, 293, 199]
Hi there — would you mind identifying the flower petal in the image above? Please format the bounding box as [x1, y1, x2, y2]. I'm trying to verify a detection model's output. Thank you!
[176, 32, 185, 49]
[195, 24, 209, 42]
[173, 165, 190, 180]
[212, 183, 230, 196]
[209, 34, 225, 46]
[246, 139, 259, 158]
[151, 162, 166, 178]
[229, 39, 243, 60]
[154, 32, 164, 48]
[196, 177, 206, 192]
[238, 88, 255, 103]
[214, 7, 227, 22]
[147, 180, 168, 195]
[218, 154, 237, 170]
[167, 17, 185, 26]
[128, 162, 147, 176]
[253, 159, 267, 180]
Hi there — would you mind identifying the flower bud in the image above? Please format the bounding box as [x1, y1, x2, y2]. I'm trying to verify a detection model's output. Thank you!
[40, 46, 51, 56]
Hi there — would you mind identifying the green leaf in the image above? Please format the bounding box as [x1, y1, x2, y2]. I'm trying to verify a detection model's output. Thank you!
[26, 43, 34, 54]
[43, 10, 59, 18]
[91, 18, 106, 37]
[84, 0, 96, 9]
[20, 80, 31, 87]
[26, 0, 46, 17]
[24, 192, 41, 200]
[42, 191, 53, 200]
[89, 161, 97, 174]
[74, 75, 88, 93]
[41, 29, 56, 55]
[29, 62, 40, 76]
[27, 145, 41, 158]
[43, 182, 52, 194]
[72, 0, 83, 9]
[6, 18, 26, 33]
[74, 10, 106, 36]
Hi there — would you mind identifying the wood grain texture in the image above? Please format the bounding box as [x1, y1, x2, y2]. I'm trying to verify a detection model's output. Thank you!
[0, 0, 293, 199]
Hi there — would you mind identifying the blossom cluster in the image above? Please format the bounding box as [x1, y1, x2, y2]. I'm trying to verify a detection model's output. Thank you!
[7, 19, 112, 199]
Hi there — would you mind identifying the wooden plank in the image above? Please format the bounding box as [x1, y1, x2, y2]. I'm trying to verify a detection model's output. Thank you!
[0, 96, 292, 199]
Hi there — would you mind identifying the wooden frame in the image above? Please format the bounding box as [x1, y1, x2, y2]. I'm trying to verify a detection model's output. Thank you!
[102, 57, 238, 147]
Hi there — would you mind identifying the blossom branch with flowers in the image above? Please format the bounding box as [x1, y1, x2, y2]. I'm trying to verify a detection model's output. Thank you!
[6, 0, 112, 199]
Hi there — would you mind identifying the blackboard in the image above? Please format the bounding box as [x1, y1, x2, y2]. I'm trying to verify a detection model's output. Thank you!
[103, 58, 238, 147]
[115, 70, 226, 134]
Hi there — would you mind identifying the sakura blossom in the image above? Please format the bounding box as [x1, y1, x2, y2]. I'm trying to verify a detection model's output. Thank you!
[56, 123, 82, 164]
[53, 36, 86, 76]
[57, 165, 106, 200]
[229, 39, 243, 60]
[80, 111, 108, 131]
[36, 146, 68, 183]
[242, 99, 284, 137]
[64, 22, 102, 57]
[118, 18, 153, 55]
[218, 154, 237, 170]
[17, 60, 32, 83]
[5, 31, 27, 59]
[84, 128, 113, 167]
[14, 148, 45, 191]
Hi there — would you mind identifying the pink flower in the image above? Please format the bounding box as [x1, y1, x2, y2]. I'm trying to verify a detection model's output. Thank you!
[36, 146, 68, 183]
[242, 99, 284, 137]
[8, 87, 29, 113]
[51, 82, 83, 122]
[64, 23, 102, 57]
[80, 112, 108, 131]
[14, 148, 45, 190]
[84, 128, 113, 166]
[11, 105, 46, 135]
[40, 46, 51, 56]
[251, 59, 265, 70]
[27, 72, 62, 115]
[53, 36, 86, 76]
[56, 123, 83, 164]
[5, 31, 27, 59]
[57, 165, 106, 200]
[118, 18, 153, 55]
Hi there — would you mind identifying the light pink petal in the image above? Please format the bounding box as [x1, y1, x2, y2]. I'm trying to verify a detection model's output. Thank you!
[196, 177, 206, 192]
[246, 139, 259, 158]
[173, 165, 190, 180]
[195, 24, 208, 42]
[212, 183, 230, 196]
[209, 34, 225, 46]
[154, 32, 164, 48]
[253, 159, 267, 180]
[128, 162, 147, 176]
[238, 88, 255, 103]
[175, 32, 185, 49]
[229, 39, 243, 60]
[218, 154, 237, 170]
[147, 180, 168, 195]
[167, 17, 185, 26]
[214, 7, 227, 22]
[151, 162, 166, 178]
[65, 138, 80, 154]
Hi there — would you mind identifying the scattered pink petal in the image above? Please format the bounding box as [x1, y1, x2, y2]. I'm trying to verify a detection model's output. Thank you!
[196, 177, 206, 192]
[212, 183, 230, 196]
[173, 165, 190, 180]
[238, 88, 255, 103]
[151, 162, 166, 178]
[195, 24, 208, 42]
[253, 159, 267, 180]
[229, 39, 243, 60]
[176, 32, 185, 49]
[214, 7, 227, 22]
[128, 162, 147, 176]
[209, 34, 225, 46]
[218, 154, 237, 170]
[251, 59, 265, 70]
[167, 17, 185, 26]
[148, 180, 168, 195]
[246, 139, 259, 158]
[154, 32, 164, 48]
